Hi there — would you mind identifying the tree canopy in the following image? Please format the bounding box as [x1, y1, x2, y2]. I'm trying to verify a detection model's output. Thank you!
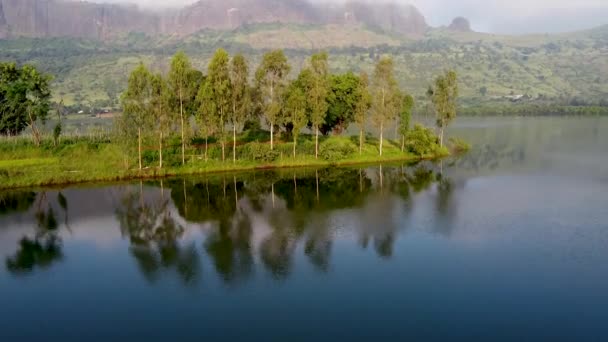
[0, 63, 52, 140]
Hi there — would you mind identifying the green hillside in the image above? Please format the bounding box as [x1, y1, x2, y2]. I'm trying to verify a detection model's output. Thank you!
[1, 23, 607, 114]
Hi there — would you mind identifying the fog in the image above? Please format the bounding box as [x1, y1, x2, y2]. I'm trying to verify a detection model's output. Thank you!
[90, 0, 608, 34]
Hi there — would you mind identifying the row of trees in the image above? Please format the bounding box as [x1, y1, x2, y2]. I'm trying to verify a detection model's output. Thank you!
[119, 49, 459, 169]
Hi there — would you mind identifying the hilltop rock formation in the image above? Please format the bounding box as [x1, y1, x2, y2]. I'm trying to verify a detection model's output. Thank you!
[0, 0, 429, 40]
[0, 0, 158, 39]
[0, 1, 7, 38]
[170, 0, 320, 36]
[343, 1, 427, 37]
[448, 17, 472, 32]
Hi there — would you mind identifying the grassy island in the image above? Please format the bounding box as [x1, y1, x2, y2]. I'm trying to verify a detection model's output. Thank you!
[0, 132, 468, 190]
[1, 50, 465, 190]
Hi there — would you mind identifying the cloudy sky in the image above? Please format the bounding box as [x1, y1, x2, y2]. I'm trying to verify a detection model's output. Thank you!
[91, 0, 608, 34]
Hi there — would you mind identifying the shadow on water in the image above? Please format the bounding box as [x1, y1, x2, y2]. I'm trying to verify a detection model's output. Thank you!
[1, 163, 455, 285]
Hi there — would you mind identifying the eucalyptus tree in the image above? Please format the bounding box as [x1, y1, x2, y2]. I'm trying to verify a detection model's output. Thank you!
[255, 50, 291, 151]
[371, 57, 400, 156]
[307, 52, 329, 159]
[207, 48, 232, 162]
[120, 63, 153, 171]
[196, 78, 217, 162]
[230, 54, 251, 162]
[284, 81, 307, 158]
[168, 51, 195, 165]
[398, 93, 415, 152]
[429, 70, 458, 147]
[353, 72, 372, 155]
[150, 73, 171, 169]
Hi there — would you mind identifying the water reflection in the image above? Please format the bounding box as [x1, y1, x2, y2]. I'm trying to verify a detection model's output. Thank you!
[115, 184, 201, 286]
[1, 164, 452, 284]
[4, 192, 67, 275]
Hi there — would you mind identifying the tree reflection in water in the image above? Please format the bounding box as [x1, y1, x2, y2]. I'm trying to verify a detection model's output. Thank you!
[4, 192, 66, 275]
[115, 184, 201, 286]
[2, 164, 458, 284]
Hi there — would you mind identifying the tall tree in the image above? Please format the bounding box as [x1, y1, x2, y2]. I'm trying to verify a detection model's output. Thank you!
[168, 51, 194, 165]
[398, 93, 414, 152]
[284, 81, 307, 158]
[371, 57, 400, 156]
[207, 49, 232, 162]
[429, 70, 458, 147]
[120, 63, 153, 171]
[150, 73, 171, 169]
[307, 52, 329, 159]
[195, 78, 217, 162]
[324, 72, 360, 135]
[230, 54, 251, 163]
[255, 50, 291, 151]
[0, 63, 52, 144]
[353, 72, 371, 155]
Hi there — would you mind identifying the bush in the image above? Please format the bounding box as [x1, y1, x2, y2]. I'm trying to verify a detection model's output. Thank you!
[319, 138, 356, 161]
[239, 142, 279, 162]
[449, 137, 471, 153]
[405, 124, 441, 156]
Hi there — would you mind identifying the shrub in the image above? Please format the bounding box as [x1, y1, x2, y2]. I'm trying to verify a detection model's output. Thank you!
[405, 124, 441, 156]
[319, 138, 356, 161]
[449, 137, 471, 153]
[239, 142, 279, 162]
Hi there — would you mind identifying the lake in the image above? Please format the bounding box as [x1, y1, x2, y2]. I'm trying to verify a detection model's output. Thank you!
[1, 117, 607, 340]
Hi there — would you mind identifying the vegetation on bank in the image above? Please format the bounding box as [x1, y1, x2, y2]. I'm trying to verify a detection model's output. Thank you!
[1, 49, 463, 189]
[0, 132, 453, 190]
[458, 103, 608, 116]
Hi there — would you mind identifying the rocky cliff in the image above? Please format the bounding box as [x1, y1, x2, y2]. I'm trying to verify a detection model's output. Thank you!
[0, 0, 429, 40]
[448, 17, 472, 32]
[0, 1, 7, 38]
[0, 0, 159, 39]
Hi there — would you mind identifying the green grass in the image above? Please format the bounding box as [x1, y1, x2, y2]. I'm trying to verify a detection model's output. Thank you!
[0, 134, 451, 190]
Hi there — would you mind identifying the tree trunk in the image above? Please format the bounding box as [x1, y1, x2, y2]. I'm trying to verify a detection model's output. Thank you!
[379, 121, 384, 156]
[233, 125, 237, 163]
[159, 131, 163, 169]
[205, 136, 208, 162]
[401, 135, 405, 152]
[359, 129, 363, 155]
[180, 95, 185, 166]
[138, 127, 142, 171]
[440, 127, 444, 147]
[222, 140, 225, 162]
[270, 121, 274, 150]
[315, 126, 319, 159]
[293, 136, 297, 158]
[28, 109, 41, 147]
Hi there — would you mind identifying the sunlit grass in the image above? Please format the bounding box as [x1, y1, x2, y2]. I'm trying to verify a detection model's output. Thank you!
[0, 133, 451, 190]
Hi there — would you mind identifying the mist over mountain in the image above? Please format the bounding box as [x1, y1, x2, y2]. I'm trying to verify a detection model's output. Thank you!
[0, 0, 430, 40]
[86, 0, 608, 34]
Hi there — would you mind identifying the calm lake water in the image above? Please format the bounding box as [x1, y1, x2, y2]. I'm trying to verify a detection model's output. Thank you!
[1, 117, 607, 340]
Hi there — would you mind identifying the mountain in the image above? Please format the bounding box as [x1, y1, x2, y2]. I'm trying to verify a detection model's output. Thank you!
[0, 1, 606, 112]
[0, 0, 428, 40]
[0, 0, 158, 39]
[448, 17, 472, 32]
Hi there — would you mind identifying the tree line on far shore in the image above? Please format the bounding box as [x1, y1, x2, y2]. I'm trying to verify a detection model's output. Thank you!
[0, 52, 458, 169]
[117, 49, 458, 169]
